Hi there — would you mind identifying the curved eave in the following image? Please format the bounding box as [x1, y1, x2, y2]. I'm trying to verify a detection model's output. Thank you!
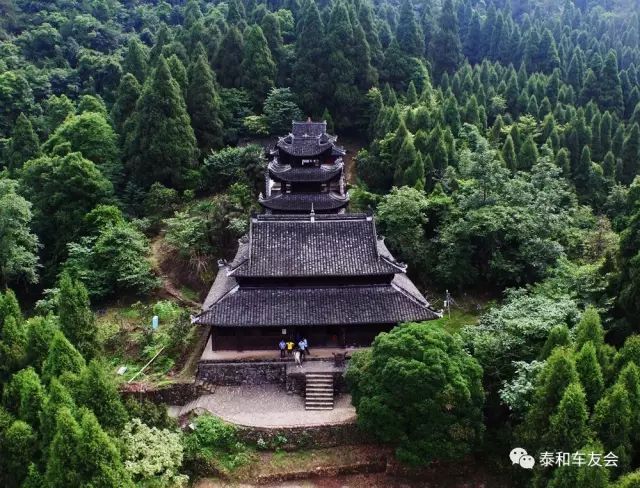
[259, 192, 349, 212]
[267, 161, 344, 182]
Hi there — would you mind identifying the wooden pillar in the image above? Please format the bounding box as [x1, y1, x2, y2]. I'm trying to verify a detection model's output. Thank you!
[236, 328, 243, 351]
[340, 326, 346, 348]
[210, 327, 215, 351]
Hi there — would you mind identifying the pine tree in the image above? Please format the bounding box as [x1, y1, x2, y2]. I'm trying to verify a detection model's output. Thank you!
[575, 342, 604, 408]
[45, 407, 83, 487]
[149, 24, 170, 66]
[2, 367, 45, 428]
[602, 151, 616, 179]
[215, 27, 244, 88]
[40, 378, 76, 447]
[0, 289, 22, 327]
[77, 360, 128, 431]
[575, 306, 605, 351]
[241, 25, 276, 108]
[404, 152, 425, 190]
[125, 56, 197, 189]
[166, 54, 187, 96]
[122, 38, 148, 84]
[599, 51, 624, 117]
[539, 324, 571, 360]
[293, 0, 326, 115]
[575, 145, 594, 201]
[2, 420, 36, 488]
[502, 134, 517, 172]
[396, 0, 424, 57]
[111, 73, 141, 136]
[42, 331, 86, 382]
[518, 135, 538, 171]
[394, 133, 418, 185]
[580, 69, 600, 105]
[546, 383, 590, 453]
[78, 410, 134, 487]
[591, 383, 632, 471]
[57, 272, 98, 359]
[8, 113, 40, 172]
[617, 362, 640, 442]
[429, 0, 461, 78]
[621, 123, 640, 185]
[186, 54, 223, 154]
[322, 107, 335, 134]
[525, 347, 578, 444]
[0, 316, 27, 380]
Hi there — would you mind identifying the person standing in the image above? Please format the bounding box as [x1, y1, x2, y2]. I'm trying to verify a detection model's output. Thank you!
[286, 339, 294, 356]
[298, 338, 306, 361]
[302, 337, 310, 355]
[279, 339, 286, 359]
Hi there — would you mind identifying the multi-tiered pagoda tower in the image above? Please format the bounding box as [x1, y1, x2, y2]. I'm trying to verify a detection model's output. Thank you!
[196, 120, 439, 351]
[259, 120, 349, 214]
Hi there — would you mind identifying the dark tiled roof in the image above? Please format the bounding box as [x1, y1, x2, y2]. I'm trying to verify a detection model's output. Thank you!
[195, 283, 440, 327]
[228, 214, 403, 278]
[259, 192, 349, 212]
[268, 160, 344, 182]
[292, 121, 327, 137]
[276, 135, 334, 157]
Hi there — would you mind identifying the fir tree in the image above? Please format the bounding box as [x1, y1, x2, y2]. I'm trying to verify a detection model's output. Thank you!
[599, 51, 624, 117]
[111, 73, 141, 137]
[7, 113, 40, 172]
[575, 145, 594, 201]
[555, 146, 571, 178]
[502, 134, 517, 172]
[122, 38, 148, 84]
[591, 383, 632, 471]
[77, 360, 128, 431]
[42, 331, 86, 382]
[396, 0, 424, 57]
[215, 27, 244, 88]
[293, 0, 326, 115]
[575, 342, 604, 408]
[45, 407, 83, 487]
[546, 383, 590, 453]
[539, 324, 571, 360]
[429, 0, 461, 78]
[518, 135, 538, 171]
[57, 272, 98, 359]
[603, 151, 616, 179]
[621, 123, 640, 185]
[241, 25, 276, 108]
[186, 54, 224, 154]
[166, 54, 187, 96]
[125, 56, 197, 189]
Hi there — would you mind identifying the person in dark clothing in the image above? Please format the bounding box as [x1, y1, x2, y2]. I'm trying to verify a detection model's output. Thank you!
[278, 339, 286, 358]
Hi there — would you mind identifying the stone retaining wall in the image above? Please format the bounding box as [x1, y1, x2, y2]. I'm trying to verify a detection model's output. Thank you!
[120, 382, 201, 406]
[236, 421, 371, 450]
[197, 361, 287, 385]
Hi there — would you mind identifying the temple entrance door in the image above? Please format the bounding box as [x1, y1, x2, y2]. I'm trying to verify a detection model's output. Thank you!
[326, 325, 339, 347]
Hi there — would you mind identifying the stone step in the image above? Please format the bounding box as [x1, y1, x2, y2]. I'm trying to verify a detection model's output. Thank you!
[305, 401, 334, 408]
[305, 406, 334, 410]
[306, 391, 333, 397]
[305, 373, 334, 378]
[306, 378, 333, 384]
[306, 387, 333, 392]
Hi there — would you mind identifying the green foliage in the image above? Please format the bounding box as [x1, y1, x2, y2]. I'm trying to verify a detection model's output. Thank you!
[42, 330, 86, 383]
[6, 113, 40, 172]
[539, 324, 571, 360]
[2, 367, 45, 428]
[201, 144, 264, 192]
[183, 414, 250, 475]
[125, 56, 197, 189]
[19, 152, 113, 272]
[64, 219, 158, 300]
[0, 179, 39, 287]
[241, 25, 276, 108]
[263, 87, 303, 135]
[76, 360, 127, 431]
[546, 382, 591, 453]
[186, 53, 223, 154]
[346, 323, 484, 465]
[575, 342, 604, 408]
[57, 272, 98, 358]
[120, 418, 187, 487]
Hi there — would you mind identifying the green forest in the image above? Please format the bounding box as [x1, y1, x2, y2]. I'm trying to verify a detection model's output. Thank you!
[1, 0, 640, 485]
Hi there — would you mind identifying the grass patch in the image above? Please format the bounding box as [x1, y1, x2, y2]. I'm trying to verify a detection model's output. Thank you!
[432, 308, 481, 334]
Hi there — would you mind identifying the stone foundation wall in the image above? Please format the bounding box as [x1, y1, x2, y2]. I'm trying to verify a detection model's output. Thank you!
[197, 361, 287, 385]
[120, 382, 201, 406]
[236, 421, 372, 450]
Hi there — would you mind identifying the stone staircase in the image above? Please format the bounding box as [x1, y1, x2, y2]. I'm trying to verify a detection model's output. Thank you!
[305, 372, 334, 410]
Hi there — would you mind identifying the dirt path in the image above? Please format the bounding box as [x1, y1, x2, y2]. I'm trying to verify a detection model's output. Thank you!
[149, 237, 200, 308]
[339, 136, 365, 185]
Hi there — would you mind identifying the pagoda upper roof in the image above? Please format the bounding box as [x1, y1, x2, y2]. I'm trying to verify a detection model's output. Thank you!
[268, 159, 344, 182]
[259, 192, 349, 212]
[275, 120, 346, 157]
[195, 279, 440, 327]
[227, 213, 405, 279]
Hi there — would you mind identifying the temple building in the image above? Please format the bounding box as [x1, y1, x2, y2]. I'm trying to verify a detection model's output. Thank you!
[259, 120, 349, 214]
[195, 120, 440, 351]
